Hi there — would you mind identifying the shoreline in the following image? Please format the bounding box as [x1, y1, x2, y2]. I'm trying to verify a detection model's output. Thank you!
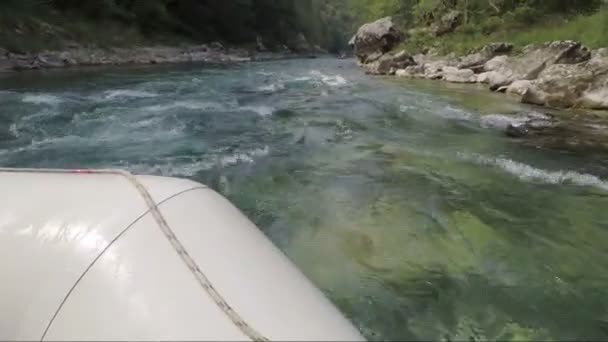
[0, 44, 314, 73]
[350, 18, 608, 114]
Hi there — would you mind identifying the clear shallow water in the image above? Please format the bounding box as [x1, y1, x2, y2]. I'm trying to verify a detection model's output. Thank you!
[2, 59, 608, 341]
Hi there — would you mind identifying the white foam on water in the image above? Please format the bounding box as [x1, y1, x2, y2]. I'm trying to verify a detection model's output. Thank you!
[8, 124, 19, 138]
[126, 159, 216, 177]
[461, 152, 608, 192]
[104, 89, 158, 100]
[257, 82, 286, 92]
[480, 114, 528, 129]
[438, 105, 473, 121]
[120, 146, 268, 176]
[480, 112, 551, 129]
[291, 76, 313, 82]
[399, 104, 417, 112]
[145, 101, 229, 112]
[123, 116, 165, 129]
[310, 70, 347, 87]
[22, 94, 63, 105]
[220, 146, 269, 167]
[239, 105, 275, 117]
[6, 135, 82, 154]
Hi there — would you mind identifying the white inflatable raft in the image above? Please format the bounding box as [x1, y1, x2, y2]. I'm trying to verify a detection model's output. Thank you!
[0, 168, 363, 341]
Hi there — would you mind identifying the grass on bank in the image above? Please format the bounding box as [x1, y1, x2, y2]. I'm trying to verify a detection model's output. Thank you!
[399, 8, 608, 55]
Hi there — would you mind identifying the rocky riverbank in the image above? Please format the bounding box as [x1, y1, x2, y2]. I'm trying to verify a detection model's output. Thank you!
[0, 43, 304, 73]
[350, 17, 608, 112]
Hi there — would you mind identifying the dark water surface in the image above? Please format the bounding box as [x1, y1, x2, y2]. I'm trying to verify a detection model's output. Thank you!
[2, 59, 608, 341]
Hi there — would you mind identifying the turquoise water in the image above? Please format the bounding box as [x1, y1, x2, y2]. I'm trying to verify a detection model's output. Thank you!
[2, 58, 608, 341]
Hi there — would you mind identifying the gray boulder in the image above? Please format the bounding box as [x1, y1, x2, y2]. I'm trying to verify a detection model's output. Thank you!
[364, 50, 415, 75]
[457, 42, 513, 69]
[521, 51, 607, 109]
[351, 17, 405, 63]
[485, 40, 592, 91]
[396, 64, 426, 78]
[441, 66, 476, 83]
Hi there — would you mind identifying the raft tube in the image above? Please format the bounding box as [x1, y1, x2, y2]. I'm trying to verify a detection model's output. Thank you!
[0, 168, 363, 341]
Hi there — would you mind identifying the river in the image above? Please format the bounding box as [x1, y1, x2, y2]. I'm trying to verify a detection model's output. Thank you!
[2, 58, 608, 341]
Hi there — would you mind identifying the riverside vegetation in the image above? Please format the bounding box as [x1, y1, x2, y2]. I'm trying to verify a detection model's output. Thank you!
[0, 0, 352, 71]
[348, 0, 608, 115]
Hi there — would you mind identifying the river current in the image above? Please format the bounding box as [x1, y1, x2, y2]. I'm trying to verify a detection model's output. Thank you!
[2, 58, 608, 340]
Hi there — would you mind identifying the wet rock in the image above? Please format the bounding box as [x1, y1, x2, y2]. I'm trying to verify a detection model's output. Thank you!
[506, 123, 529, 137]
[520, 52, 605, 109]
[486, 40, 592, 92]
[579, 88, 608, 110]
[36, 54, 67, 68]
[497, 79, 533, 96]
[350, 17, 405, 64]
[481, 112, 556, 137]
[364, 49, 415, 75]
[396, 54, 460, 79]
[395, 64, 425, 78]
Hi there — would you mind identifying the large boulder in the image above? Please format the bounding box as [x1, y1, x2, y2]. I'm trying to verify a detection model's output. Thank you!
[430, 10, 462, 37]
[521, 50, 607, 109]
[396, 64, 426, 78]
[350, 17, 405, 64]
[441, 66, 476, 83]
[364, 50, 415, 75]
[484, 40, 592, 91]
[457, 42, 513, 69]
[396, 53, 459, 79]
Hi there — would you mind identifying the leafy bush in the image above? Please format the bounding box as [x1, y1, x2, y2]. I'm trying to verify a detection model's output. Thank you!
[479, 16, 504, 35]
[455, 23, 479, 35]
[506, 5, 542, 26]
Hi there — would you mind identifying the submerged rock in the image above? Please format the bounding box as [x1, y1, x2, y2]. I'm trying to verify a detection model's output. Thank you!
[506, 123, 529, 137]
[480, 112, 557, 137]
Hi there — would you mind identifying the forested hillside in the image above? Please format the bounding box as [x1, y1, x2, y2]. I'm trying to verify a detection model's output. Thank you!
[0, 0, 339, 53]
[1, 0, 606, 55]
[344, 0, 608, 53]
